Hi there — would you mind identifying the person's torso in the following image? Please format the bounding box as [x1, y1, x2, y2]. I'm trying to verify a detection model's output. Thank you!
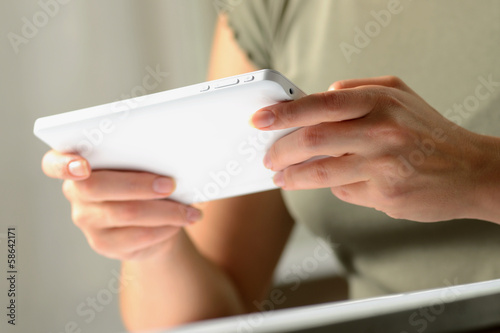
[228, 0, 500, 298]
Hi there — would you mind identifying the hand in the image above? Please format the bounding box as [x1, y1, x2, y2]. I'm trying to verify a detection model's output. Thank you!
[41, 150, 203, 261]
[251, 76, 489, 222]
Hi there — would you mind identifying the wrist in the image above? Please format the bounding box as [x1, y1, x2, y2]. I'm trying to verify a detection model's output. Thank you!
[122, 228, 190, 269]
[466, 133, 500, 223]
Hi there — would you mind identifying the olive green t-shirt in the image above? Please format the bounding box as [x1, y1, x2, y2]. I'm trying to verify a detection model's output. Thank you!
[227, 0, 500, 299]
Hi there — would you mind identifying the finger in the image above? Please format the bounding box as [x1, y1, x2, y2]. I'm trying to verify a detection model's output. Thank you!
[330, 182, 371, 207]
[251, 87, 379, 130]
[329, 75, 415, 94]
[42, 150, 90, 180]
[331, 181, 407, 220]
[264, 121, 365, 171]
[64, 170, 176, 202]
[273, 154, 369, 190]
[84, 225, 181, 260]
[70, 199, 203, 230]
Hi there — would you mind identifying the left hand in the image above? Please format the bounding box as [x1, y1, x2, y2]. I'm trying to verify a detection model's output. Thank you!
[251, 76, 487, 222]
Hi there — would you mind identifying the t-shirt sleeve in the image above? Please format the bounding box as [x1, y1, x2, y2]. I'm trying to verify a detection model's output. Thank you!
[224, 0, 281, 69]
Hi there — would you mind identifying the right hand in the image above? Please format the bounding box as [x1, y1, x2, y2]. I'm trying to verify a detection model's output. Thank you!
[41, 150, 203, 261]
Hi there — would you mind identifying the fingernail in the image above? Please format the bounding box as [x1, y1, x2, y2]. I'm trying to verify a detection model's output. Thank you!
[186, 207, 202, 223]
[252, 110, 275, 129]
[68, 160, 89, 177]
[273, 171, 285, 187]
[152, 177, 174, 194]
[263, 154, 273, 169]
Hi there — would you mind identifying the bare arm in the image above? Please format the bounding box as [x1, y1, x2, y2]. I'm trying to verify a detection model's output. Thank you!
[119, 14, 294, 331]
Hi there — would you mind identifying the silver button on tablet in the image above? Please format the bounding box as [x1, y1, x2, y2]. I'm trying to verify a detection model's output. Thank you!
[200, 84, 210, 92]
[215, 78, 239, 88]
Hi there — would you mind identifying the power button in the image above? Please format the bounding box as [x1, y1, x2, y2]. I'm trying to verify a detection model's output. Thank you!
[243, 75, 254, 82]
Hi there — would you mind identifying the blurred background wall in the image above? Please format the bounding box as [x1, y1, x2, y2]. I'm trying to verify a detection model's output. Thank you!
[0, 1, 340, 332]
[1, 1, 216, 332]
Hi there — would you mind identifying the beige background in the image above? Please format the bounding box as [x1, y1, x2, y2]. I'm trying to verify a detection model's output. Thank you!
[0, 1, 340, 332]
[1, 1, 216, 332]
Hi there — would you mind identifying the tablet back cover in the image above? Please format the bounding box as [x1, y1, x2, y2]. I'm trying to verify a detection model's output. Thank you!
[34, 71, 305, 203]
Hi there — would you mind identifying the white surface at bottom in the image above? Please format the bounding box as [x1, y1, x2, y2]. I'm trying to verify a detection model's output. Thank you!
[152, 278, 500, 333]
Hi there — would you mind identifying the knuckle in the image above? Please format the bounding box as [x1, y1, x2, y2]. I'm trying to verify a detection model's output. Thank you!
[114, 202, 140, 222]
[279, 101, 299, 125]
[380, 186, 401, 202]
[308, 163, 331, 185]
[153, 201, 187, 224]
[71, 206, 91, 229]
[376, 183, 405, 209]
[385, 128, 409, 148]
[74, 178, 96, 200]
[62, 180, 74, 200]
[131, 228, 153, 248]
[267, 144, 280, 164]
[320, 91, 347, 113]
[366, 119, 408, 148]
[369, 154, 398, 175]
[87, 235, 110, 257]
[42, 151, 66, 178]
[330, 186, 351, 202]
[298, 126, 324, 151]
[177, 204, 191, 222]
[41, 151, 53, 176]
[384, 75, 404, 89]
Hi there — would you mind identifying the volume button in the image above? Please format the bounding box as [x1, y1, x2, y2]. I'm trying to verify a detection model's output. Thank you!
[214, 78, 239, 89]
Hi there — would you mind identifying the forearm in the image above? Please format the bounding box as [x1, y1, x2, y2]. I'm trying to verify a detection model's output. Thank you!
[120, 229, 245, 332]
[468, 133, 500, 224]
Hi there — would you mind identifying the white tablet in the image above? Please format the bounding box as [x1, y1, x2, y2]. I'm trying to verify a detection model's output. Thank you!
[160, 278, 500, 333]
[34, 69, 306, 204]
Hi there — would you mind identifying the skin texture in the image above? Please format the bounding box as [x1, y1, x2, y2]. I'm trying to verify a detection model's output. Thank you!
[252, 77, 500, 223]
